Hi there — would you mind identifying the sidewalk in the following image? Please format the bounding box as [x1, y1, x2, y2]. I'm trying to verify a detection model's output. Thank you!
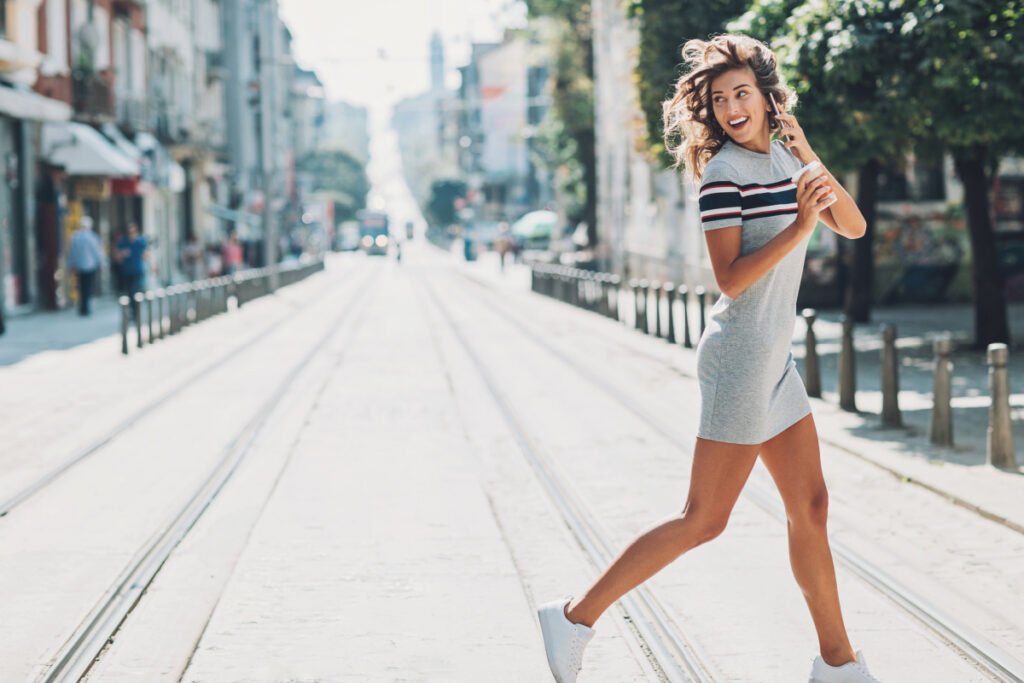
[790, 301, 1024, 471]
[459, 250, 1024, 532]
[0, 297, 122, 367]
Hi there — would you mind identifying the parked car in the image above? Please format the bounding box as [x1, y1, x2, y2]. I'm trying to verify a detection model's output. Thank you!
[512, 210, 556, 250]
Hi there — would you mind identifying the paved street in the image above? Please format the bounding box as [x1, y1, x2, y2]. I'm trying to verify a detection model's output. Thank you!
[1, 247, 1023, 682]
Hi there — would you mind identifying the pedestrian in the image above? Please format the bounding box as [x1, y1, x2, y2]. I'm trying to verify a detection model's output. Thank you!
[66, 215, 105, 316]
[537, 35, 876, 683]
[221, 232, 244, 275]
[181, 235, 202, 282]
[116, 222, 148, 315]
[205, 245, 223, 278]
[495, 221, 511, 272]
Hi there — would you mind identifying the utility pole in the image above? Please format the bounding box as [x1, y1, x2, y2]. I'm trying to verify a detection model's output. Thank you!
[259, 0, 278, 290]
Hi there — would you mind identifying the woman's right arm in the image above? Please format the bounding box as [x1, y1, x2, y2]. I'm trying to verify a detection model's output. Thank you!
[704, 170, 833, 299]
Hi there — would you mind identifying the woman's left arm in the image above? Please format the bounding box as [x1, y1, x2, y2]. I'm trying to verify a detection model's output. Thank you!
[775, 113, 867, 239]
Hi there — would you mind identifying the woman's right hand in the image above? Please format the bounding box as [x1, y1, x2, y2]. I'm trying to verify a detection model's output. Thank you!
[794, 169, 835, 234]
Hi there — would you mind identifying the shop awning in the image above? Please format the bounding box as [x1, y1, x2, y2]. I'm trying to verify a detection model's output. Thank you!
[41, 122, 139, 177]
[206, 204, 262, 227]
[0, 84, 71, 122]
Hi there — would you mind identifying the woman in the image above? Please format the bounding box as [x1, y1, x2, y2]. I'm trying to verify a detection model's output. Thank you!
[537, 35, 879, 683]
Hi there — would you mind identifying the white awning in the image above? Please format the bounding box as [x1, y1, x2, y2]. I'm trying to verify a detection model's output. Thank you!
[41, 122, 139, 177]
[134, 131, 186, 193]
[0, 85, 72, 122]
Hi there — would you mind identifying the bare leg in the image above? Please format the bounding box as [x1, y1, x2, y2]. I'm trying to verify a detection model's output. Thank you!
[758, 413, 856, 666]
[566, 437, 761, 627]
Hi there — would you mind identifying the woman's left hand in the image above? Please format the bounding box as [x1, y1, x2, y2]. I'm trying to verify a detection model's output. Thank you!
[774, 113, 818, 165]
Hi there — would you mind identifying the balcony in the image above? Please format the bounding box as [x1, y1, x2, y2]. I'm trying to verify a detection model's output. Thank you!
[72, 68, 115, 121]
[117, 96, 149, 133]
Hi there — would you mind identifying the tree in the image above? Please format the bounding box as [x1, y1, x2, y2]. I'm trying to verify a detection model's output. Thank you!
[524, 1, 598, 248]
[733, 0, 921, 322]
[902, 0, 1024, 347]
[296, 150, 370, 222]
[628, 0, 750, 165]
[425, 179, 468, 228]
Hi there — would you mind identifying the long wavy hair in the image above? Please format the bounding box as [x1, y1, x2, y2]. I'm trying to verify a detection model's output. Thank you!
[662, 34, 796, 182]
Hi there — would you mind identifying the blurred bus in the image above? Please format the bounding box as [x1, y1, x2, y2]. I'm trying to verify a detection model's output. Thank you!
[358, 210, 389, 256]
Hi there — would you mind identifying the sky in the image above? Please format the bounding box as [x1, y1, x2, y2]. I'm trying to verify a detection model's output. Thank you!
[278, 0, 527, 112]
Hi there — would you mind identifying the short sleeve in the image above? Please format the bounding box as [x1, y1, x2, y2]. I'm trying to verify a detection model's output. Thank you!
[698, 160, 742, 232]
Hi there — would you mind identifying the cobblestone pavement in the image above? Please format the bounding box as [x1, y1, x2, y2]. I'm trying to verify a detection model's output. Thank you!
[3, 247, 1022, 682]
[789, 301, 1024, 469]
[463, 249, 1024, 532]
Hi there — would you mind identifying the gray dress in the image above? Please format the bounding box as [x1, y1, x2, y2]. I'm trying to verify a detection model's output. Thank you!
[694, 139, 812, 445]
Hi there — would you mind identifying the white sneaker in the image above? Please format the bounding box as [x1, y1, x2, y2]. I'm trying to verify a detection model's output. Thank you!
[809, 650, 882, 682]
[538, 596, 596, 683]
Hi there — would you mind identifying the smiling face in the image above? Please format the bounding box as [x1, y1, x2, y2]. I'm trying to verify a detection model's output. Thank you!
[710, 66, 772, 149]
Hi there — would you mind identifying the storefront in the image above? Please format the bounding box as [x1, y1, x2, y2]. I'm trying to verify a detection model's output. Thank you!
[0, 83, 71, 316]
[40, 121, 139, 304]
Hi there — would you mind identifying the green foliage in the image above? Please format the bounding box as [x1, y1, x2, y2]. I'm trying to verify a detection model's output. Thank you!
[297, 150, 369, 222]
[902, 0, 1024, 156]
[732, 0, 920, 173]
[524, 1, 595, 229]
[530, 116, 586, 223]
[426, 179, 468, 228]
[628, 0, 749, 165]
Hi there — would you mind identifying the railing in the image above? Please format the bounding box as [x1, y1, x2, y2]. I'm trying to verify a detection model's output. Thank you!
[528, 261, 1018, 471]
[118, 258, 326, 355]
[72, 68, 115, 120]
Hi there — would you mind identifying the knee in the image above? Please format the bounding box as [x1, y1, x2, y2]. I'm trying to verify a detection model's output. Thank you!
[681, 510, 730, 547]
[789, 487, 829, 531]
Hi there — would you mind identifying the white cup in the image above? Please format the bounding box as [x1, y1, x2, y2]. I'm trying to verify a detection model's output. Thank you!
[791, 160, 837, 208]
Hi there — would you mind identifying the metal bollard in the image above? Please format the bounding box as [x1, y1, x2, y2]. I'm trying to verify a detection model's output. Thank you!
[173, 286, 184, 334]
[929, 336, 954, 447]
[184, 284, 195, 327]
[650, 280, 662, 338]
[157, 290, 166, 339]
[609, 275, 621, 322]
[987, 343, 1018, 469]
[119, 296, 131, 355]
[665, 283, 677, 344]
[839, 315, 857, 411]
[146, 292, 156, 343]
[599, 274, 612, 317]
[679, 285, 693, 348]
[133, 292, 145, 349]
[695, 286, 707, 338]
[630, 279, 641, 331]
[880, 324, 902, 427]
[801, 309, 821, 398]
[198, 284, 209, 322]
[638, 279, 650, 334]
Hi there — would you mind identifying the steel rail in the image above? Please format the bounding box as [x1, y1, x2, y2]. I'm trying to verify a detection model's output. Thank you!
[421, 274, 717, 683]
[0, 260, 359, 518]
[451, 267, 1024, 683]
[39, 267, 381, 683]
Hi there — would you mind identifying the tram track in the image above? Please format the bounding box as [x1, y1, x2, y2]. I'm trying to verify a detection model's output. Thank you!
[0, 258, 365, 519]
[439, 264, 1024, 683]
[39, 265, 382, 683]
[418, 271, 717, 682]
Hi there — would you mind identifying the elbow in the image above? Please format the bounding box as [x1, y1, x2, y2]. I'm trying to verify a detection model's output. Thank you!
[716, 275, 742, 300]
[845, 217, 867, 239]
